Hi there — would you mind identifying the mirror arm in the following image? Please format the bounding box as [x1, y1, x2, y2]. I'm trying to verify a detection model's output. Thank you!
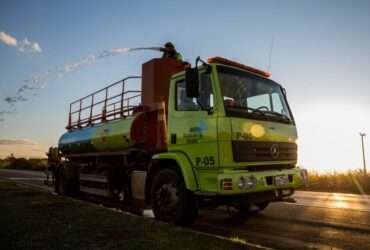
[196, 99, 213, 115]
[195, 56, 209, 68]
[195, 57, 211, 75]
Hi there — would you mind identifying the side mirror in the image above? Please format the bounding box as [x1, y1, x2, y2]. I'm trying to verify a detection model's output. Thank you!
[185, 68, 199, 98]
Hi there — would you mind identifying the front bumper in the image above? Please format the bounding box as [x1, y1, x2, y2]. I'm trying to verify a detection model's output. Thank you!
[196, 167, 307, 195]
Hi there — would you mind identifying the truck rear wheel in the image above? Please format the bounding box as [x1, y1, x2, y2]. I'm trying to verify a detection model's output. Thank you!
[55, 165, 79, 197]
[55, 166, 66, 195]
[151, 168, 197, 225]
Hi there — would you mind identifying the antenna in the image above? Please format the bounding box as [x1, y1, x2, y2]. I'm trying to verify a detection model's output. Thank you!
[267, 36, 274, 72]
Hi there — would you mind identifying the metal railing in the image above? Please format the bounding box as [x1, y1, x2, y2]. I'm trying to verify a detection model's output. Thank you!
[67, 76, 142, 130]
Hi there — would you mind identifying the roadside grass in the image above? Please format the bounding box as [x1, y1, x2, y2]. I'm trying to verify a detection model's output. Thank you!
[300, 170, 370, 195]
[0, 181, 248, 250]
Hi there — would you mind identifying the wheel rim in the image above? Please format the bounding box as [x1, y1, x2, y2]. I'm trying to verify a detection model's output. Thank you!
[155, 183, 179, 218]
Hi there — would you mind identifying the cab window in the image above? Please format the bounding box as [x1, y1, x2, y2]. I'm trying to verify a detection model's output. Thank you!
[176, 73, 213, 111]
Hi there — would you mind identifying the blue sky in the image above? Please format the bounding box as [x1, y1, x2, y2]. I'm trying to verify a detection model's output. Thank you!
[0, 0, 369, 171]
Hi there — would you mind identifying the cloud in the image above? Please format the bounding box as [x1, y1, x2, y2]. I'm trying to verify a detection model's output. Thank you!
[0, 139, 48, 158]
[0, 31, 17, 47]
[0, 31, 42, 53]
[18, 38, 42, 53]
[0, 139, 37, 146]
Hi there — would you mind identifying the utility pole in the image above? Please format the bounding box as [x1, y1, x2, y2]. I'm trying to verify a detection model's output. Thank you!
[360, 133, 367, 175]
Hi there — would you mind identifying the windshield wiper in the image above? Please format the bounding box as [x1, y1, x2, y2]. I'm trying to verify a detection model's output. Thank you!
[225, 103, 292, 123]
[247, 107, 267, 116]
[261, 110, 292, 122]
[226, 105, 266, 116]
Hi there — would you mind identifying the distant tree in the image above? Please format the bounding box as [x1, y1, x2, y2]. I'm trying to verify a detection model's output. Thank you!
[5, 153, 16, 162]
[5, 158, 32, 170]
[4, 157, 47, 171]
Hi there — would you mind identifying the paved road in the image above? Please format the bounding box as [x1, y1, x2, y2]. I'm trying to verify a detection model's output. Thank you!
[1, 169, 370, 249]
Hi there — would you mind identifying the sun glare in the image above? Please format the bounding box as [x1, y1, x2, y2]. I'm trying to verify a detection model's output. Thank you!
[332, 193, 349, 209]
[295, 102, 369, 172]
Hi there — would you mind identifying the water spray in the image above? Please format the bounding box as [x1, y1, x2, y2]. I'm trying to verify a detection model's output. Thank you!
[0, 46, 166, 122]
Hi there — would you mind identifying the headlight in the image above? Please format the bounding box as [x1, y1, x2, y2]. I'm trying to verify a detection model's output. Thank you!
[237, 176, 256, 189]
[245, 176, 257, 188]
[237, 177, 246, 189]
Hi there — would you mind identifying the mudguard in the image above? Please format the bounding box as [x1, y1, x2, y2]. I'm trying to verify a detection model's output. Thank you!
[152, 152, 198, 191]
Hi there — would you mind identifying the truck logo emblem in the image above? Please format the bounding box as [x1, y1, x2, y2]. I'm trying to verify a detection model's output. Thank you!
[270, 144, 280, 159]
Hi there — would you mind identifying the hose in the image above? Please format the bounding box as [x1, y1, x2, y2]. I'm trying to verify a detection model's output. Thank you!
[129, 47, 164, 52]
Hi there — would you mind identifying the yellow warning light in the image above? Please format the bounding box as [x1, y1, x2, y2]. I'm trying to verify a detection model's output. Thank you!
[207, 57, 271, 78]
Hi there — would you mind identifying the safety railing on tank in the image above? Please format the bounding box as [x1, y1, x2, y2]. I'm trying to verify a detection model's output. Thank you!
[67, 76, 142, 130]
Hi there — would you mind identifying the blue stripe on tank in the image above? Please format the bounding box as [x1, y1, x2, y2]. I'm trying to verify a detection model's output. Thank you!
[58, 126, 97, 146]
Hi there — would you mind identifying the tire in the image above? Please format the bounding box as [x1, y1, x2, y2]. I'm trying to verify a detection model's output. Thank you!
[55, 165, 79, 197]
[55, 166, 66, 195]
[151, 168, 198, 225]
[256, 202, 269, 211]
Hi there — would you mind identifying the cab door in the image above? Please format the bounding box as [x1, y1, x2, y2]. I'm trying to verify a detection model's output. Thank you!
[168, 71, 219, 170]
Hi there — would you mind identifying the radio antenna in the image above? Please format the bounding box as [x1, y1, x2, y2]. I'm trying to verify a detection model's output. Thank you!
[267, 36, 274, 72]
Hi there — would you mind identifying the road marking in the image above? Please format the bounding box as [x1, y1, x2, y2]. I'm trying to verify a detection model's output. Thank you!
[194, 226, 274, 250]
[194, 220, 343, 250]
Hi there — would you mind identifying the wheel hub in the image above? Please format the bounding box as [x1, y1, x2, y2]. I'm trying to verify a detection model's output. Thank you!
[156, 183, 179, 215]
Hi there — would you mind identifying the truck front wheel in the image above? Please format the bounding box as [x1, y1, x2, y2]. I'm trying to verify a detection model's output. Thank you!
[151, 168, 197, 225]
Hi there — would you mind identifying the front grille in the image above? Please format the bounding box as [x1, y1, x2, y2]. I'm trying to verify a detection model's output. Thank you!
[232, 141, 297, 162]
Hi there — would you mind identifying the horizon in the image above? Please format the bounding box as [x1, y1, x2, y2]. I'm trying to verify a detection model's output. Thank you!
[0, 0, 369, 172]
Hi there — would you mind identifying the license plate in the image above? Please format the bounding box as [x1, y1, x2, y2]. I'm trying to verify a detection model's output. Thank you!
[275, 175, 289, 186]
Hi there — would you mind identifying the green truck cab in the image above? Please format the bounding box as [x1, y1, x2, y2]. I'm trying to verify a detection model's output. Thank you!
[150, 57, 307, 221]
[52, 56, 307, 225]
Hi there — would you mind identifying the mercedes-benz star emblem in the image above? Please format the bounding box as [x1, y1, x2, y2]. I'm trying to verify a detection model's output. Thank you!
[270, 144, 280, 159]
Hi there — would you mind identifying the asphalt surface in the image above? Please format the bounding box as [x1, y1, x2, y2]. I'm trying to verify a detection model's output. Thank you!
[1, 169, 370, 250]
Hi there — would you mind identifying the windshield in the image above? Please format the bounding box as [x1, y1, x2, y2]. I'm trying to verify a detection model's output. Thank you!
[217, 66, 293, 124]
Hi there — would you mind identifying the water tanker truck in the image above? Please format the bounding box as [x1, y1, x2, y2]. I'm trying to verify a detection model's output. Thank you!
[49, 56, 308, 224]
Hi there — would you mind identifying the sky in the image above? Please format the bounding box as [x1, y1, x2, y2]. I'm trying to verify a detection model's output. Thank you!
[0, 0, 369, 172]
